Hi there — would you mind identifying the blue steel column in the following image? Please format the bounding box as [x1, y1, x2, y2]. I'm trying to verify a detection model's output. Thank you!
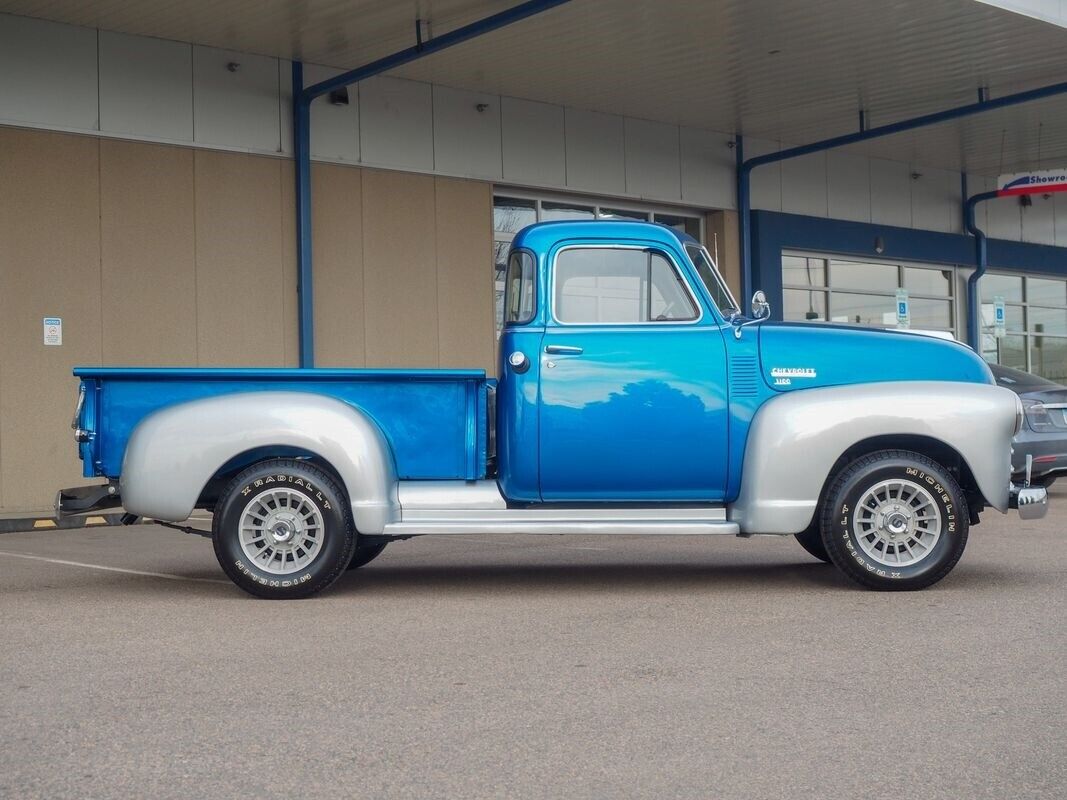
[964, 190, 998, 350]
[735, 135, 751, 301]
[292, 61, 314, 368]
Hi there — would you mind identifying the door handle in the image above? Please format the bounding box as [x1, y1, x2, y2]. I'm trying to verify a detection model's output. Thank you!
[544, 345, 583, 355]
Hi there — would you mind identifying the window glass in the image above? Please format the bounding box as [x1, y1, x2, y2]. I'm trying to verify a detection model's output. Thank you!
[904, 267, 952, 296]
[599, 208, 648, 221]
[649, 254, 697, 321]
[654, 213, 701, 240]
[494, 240, 511, 328]
[685, 244, 738, 315]
[1028, 278, 1067, 305]
[555, 249, 696, 324]
[542, 202, 595, 221]
[981, 274, 1023, 302]
[503, 250, 536, 325]
[784, 289, 827, 321]
[1028, 306, 1067, 336]
[493, 198, 536, 235]
[995, 334, 1028, 371]
[830, 292, 896, 327]
[830, 260, 898, 291]
[909, 298, 953, 330]
[1030, 337, 1067, 384]
[782, 255, 825, 288]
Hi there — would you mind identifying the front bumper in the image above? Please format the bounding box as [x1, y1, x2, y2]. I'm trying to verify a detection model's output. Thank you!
[1009, 482, 1048, 520]
[55, 483, 121, 519]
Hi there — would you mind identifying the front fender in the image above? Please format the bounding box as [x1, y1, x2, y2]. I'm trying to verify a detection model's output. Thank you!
[120, 392, 399, 532]
[728, 381, 1018, 534]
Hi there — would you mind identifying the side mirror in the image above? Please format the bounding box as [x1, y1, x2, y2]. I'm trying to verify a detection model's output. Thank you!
[751, 290, 771, 319]
[733, 290, 772, 339]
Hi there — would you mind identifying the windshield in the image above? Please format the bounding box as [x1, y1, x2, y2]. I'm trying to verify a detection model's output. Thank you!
[684, 244, 739, 316]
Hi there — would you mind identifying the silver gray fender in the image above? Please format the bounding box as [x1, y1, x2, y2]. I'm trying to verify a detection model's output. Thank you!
[728, 381, 1019, 534]
[120, 391, 399, 532]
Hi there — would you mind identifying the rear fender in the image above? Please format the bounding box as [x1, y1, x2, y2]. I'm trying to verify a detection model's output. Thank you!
[727, 381, 1018, 534]
[120, 392, 398, 532]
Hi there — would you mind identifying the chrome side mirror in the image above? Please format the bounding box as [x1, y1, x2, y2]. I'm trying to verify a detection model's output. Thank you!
[751, 290, 771, 319]
[733, 290, 772, 339]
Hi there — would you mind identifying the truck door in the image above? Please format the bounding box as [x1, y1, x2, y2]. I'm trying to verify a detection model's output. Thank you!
[539, 244, 729, 501]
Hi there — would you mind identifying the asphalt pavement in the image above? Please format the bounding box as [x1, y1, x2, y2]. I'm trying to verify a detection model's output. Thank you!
[1, 491, 1065, 799]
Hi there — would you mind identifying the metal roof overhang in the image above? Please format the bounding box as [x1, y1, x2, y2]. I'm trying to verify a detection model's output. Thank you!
[4, 0, 1067, 173]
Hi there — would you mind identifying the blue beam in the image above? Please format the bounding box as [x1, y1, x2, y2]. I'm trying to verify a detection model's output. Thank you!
[734, 134, 749, 300]
[965, 190, 1000, 350]
[738, 79, 1067, 296]
[302, 0, 574, 101]
[293, 61, 314, 367]
[291, 0, 573, 367]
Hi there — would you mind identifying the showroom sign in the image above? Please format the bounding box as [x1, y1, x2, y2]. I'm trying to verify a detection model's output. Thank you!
[997, 168, 1067, 196]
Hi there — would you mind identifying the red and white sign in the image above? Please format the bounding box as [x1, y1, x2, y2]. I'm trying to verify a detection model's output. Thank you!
[997, 168, 1067, 196]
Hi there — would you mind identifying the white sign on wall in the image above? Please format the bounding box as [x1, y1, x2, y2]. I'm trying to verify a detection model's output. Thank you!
[993, 297, 1006, 339]
[895, 289, 910, 329]
[43, 317, 62, 346]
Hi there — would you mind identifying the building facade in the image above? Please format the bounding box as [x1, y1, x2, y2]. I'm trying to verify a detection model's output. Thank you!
[2, 5, 1067, 512]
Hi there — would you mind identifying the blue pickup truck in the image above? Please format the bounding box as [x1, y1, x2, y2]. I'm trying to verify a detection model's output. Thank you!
[58, 220, 1046, 598]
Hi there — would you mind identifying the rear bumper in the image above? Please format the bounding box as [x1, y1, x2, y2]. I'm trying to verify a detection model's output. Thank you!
[55, 483, 122, 519]
[1009, 483, 1048, 521]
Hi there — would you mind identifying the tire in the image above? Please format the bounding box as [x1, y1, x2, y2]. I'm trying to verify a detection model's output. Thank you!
[820, 450, 969, 591]
[794, 521, 832, 563]
[346, 542, 387, 570]
[212, 458, 356, 599]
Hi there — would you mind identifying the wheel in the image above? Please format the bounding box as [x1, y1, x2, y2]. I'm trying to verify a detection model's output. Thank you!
[212, 458, 356, 599]
[794, 520, 831, 563]
[819, 450, 969, 591]
[346, 542, 387, 570]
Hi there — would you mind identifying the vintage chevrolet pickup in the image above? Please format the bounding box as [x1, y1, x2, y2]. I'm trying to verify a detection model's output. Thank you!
[57, 220, 1048, 598]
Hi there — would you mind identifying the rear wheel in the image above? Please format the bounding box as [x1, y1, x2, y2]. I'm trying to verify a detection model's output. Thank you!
[212, 459, 355, 599]
[820, 450, 969, 591]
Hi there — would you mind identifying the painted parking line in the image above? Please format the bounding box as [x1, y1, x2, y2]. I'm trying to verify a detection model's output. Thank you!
[0, 551, 229, 584]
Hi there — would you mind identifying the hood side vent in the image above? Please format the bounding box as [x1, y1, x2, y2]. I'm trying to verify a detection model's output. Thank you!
[730, 354, 760, 397]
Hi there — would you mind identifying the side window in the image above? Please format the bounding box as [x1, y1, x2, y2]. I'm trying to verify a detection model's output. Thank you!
[504, 250, 536, 325]
[554, 248, 698, 324]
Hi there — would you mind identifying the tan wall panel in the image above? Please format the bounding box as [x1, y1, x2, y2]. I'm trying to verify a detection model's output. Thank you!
[194, 150, 287, 366]
[312, 163, 365, 367]
[434, 177, 495, 374]
[361, 169, 438, 367]
[0, 128, 102, 511]
[100, 139, 197, 366]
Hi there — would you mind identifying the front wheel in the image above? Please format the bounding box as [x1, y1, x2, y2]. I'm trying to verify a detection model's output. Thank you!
[820, 450, 969, 591]
[212, 459, 356, 599]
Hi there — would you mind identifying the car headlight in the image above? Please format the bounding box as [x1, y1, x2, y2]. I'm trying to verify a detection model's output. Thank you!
[1015, 394, 1025, 435]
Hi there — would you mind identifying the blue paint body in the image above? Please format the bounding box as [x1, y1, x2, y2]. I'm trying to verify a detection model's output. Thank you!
[73, 221, 995, 506]
[74, 368, 490, 482]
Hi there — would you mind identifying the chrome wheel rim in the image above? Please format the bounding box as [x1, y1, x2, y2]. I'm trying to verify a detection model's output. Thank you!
[852, 478, 942, 567]
[238, 488, 325, 575]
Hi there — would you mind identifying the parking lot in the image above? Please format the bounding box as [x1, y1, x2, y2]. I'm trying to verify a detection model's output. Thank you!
[1, 491, 1065, 800]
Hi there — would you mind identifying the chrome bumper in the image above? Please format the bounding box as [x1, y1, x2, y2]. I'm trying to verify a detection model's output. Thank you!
[1009, 483, 1049, 520]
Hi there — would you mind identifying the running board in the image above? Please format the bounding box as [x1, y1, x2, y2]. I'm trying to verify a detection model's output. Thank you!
[387, 481, 738, 536]
[382, 518, 740, 536]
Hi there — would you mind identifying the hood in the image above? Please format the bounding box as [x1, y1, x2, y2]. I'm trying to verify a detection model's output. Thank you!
[757, 322, 994, 392]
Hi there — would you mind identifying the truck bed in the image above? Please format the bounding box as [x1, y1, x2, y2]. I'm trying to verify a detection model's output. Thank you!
[73, 367, 492, 482]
